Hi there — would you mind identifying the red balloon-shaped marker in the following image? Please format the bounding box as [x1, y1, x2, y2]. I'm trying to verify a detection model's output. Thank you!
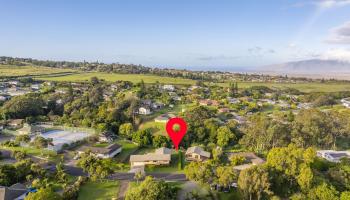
[166, 117, 187, 151]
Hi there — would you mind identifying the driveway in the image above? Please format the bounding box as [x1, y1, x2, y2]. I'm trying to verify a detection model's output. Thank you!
[118, 181, 129, 200]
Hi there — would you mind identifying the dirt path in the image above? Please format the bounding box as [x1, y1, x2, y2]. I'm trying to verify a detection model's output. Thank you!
[118, 180, 129, 200]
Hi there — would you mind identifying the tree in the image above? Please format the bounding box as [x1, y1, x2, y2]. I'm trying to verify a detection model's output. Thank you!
[266, 145, 316, 196]
[30, 136, 51, 149]
[152, 135, 169, 148]
[2, 95, 45, 119]
[240, 113, 290, 153]
[25, 187, 62, 200]
[291, 109, 334, 148]
[90, 76, 99, 85]
[77, 153, 113, 181]
[119, 123, 133, 139]
[216, 126, 235, 147]
[212, 147, 223, 161]
[307, 183, 339, 200]
[297, 164, 314, 191]
[328, 158, 350, 191]
[132, 128, 152, 147]
[183, 106, 215, 126]
[341, 191, 350, 200]
[12, 150, 26, 160]
[125, 176, 177, 200]
[134, 171, 144, 184]
[238, 165, 272, 200]
[55, 160, 68, 184]
[216, 166, 236, 188]
[15, 135, 30, 144]
[230, 155, 246, 166]
[0, 164, 17, 186]
[184, 161, 214, 185]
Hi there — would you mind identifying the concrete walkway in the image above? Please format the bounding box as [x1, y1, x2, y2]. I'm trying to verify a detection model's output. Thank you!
[118, 181, 129, 200]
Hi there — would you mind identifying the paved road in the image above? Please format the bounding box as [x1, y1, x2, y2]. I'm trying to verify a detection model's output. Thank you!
[109, 172, 187, 181]
[30, 154, 187, 181]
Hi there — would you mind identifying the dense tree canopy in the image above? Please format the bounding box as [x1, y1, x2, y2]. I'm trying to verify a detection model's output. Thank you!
[125, 176, 177, 200]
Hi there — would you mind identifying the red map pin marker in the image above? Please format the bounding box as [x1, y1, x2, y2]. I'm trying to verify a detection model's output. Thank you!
[166, 117, 187, 151]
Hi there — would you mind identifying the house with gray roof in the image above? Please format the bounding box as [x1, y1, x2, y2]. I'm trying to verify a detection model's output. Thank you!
[317, 150, 350, 163]
[0, 183, 28, 200]
[17, 123, 44, 135]
[77, 143, 122, 159]
[185, 146, 211, 162]
[129, 147, 172, 167]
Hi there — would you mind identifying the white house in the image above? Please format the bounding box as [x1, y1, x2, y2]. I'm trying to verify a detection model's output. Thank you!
[31, 84, 40, 90]
[130, 147, 172, 167]
[341, 98, 350, 108]
[0, 96, 7, 101]
[8, 81, 19, 86]
[317, 150, 350, 163]
[138, 107, 152, 115]
[163, 85, 175, 91]
[77, 143, 122, 159]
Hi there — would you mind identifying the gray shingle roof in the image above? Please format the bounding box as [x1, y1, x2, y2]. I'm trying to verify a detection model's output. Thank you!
[185, 146, 211, 158]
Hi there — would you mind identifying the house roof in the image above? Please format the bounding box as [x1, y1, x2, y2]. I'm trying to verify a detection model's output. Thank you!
[318, 150, 350, 160]
[78, 143, 122, 155]
[0, 183, 27, 200]
[8, 119, 24, 126]
[154, 113, 175, 121]
[130, 153, 171, 162]
[329, 152, 349, 159]
[155, 147, 172, 155]
[17, 124, 43, 133]
[185, 146, 211, 158]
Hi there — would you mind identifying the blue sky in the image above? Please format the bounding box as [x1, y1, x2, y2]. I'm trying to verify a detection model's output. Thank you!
[1, 0, 350, 68]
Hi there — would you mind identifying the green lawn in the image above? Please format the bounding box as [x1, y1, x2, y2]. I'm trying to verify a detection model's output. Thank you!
[138, 103, 191, 135]
[36, 71, 350, 92]
[37, 72, 195, 85]
[215, 81, 350, 93]
[114, 140, 139, 163]
[5, 63, 350, 93]
[93, 142, 110, 148]
[217, 190, 242, 200]
[0, 146, 59, 161]
[145, 151, 185, 173]
[78, 180, 119, 200]
[139, 121, 166, 136]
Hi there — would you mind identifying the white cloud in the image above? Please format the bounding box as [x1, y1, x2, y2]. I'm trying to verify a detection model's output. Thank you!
[289, 0, 350, 9]
[321, 48, 350, 61]
[326, 21, 350, 44]
[288, 43, 297, 48]
[317, 0, 350, 8]
[197, 55, 240, 61]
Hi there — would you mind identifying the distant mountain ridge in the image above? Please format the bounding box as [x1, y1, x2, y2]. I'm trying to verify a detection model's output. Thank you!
[262, 59, 350, 74]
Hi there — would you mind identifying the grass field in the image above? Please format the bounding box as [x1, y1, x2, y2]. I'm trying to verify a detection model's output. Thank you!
[114, 140, 139, 163]
[37, 71, 350, 92]
[145, 152, 185, 173]
[0, 65, 76, 77]
[78, 180, 119, 200]
[214, 81, 350, 93]
[0, 146, 59, 161]
[4, 64, 350, 92]
[37, 71, 196, 85]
